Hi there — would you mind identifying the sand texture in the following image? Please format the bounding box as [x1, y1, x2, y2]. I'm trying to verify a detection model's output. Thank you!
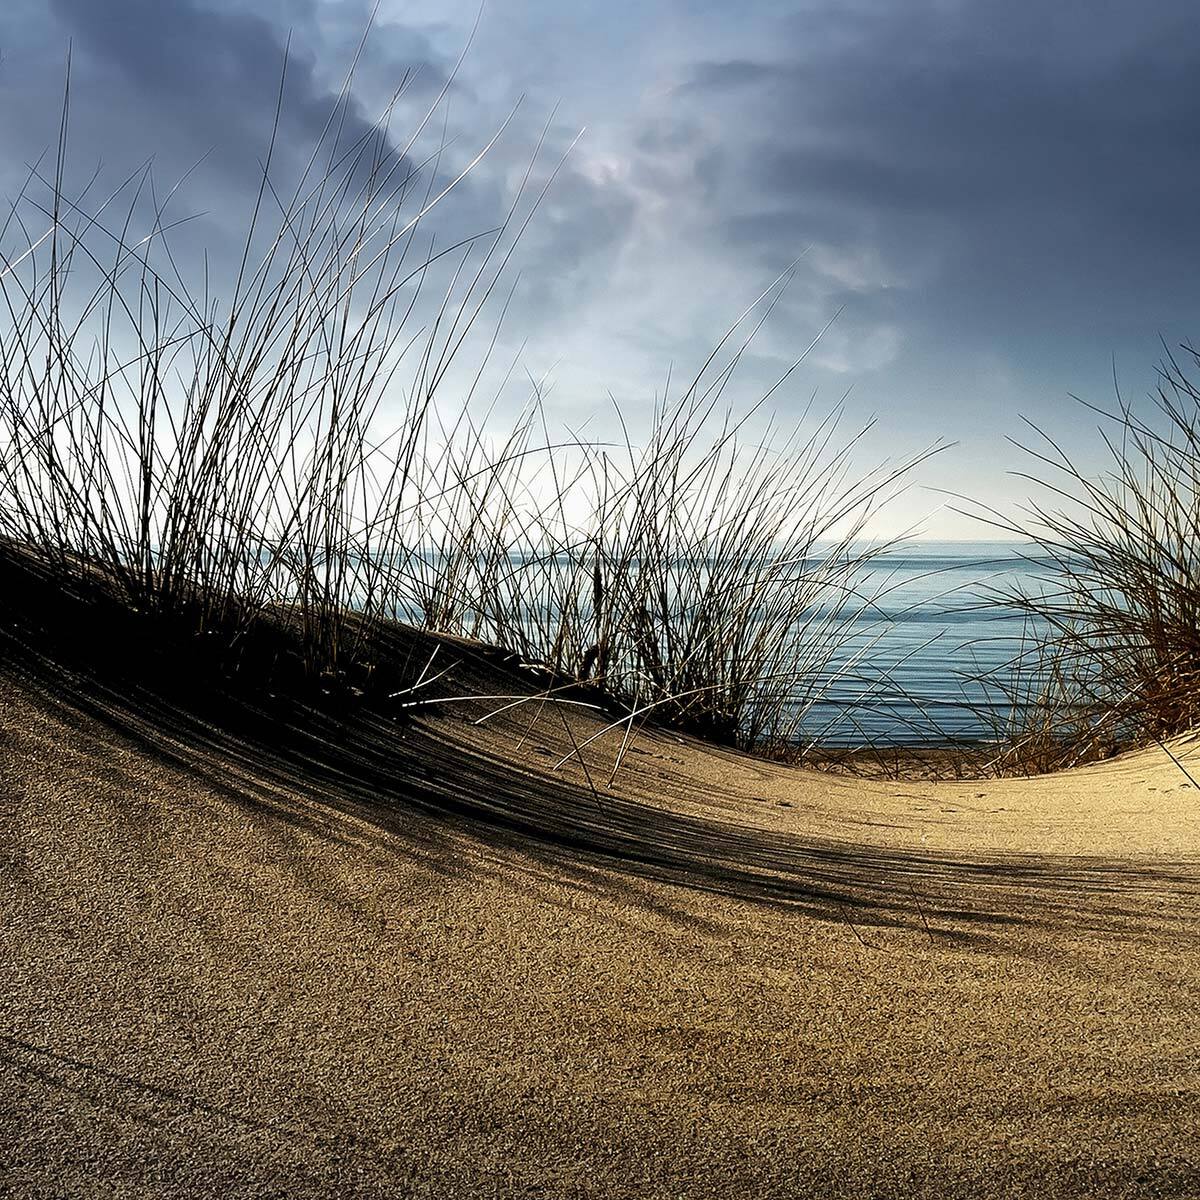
[2, 627, 1200, 1198]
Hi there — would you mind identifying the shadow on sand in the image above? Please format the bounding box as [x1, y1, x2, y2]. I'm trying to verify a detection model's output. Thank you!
[3, 550, 1196, 951]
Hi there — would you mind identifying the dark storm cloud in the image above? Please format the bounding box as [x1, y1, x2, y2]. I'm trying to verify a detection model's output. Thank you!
[675, 2, 1200, 351]
[4, 0, 1199, 531]
[0, 0, 636, 344]
[679, 60, 783, 92]
[45, 0, 438, 196]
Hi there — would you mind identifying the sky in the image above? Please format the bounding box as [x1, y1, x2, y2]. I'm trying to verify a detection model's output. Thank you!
[2, 0, 1198, 537]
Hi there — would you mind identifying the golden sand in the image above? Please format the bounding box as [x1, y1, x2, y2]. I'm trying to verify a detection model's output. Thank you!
[3, 651, 1199, 1197]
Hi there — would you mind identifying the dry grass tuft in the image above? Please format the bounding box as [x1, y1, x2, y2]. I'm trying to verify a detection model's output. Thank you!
[966, 344, 1200, 773]
[0, 58, 937, 764]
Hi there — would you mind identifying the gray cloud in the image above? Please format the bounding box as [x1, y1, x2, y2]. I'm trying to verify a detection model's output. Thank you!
[0, 0, 630, 335]
[2, 0, 1198, 533]
[42, 0, 441, 206]
[677, 2, 1200, 349]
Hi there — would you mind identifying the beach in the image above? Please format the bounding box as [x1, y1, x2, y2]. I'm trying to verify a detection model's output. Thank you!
[3, 625, 1198, 1198]
[3, 4, 1200, 1194]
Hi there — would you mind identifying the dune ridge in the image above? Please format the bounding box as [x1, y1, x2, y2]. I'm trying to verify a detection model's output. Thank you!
[3, 587, 1200, 1199]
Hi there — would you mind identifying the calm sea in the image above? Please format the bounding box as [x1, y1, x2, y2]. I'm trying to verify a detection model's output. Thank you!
[397, 540, 1052, 746]
[802, 541, 1049, 746]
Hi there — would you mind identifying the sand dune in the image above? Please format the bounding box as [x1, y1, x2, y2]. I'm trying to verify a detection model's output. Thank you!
[3, 626, 1200, 1198]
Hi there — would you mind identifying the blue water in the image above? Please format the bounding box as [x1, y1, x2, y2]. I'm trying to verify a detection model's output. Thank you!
[384, 539, 1053, 746]
[802, 541, 1049, 746]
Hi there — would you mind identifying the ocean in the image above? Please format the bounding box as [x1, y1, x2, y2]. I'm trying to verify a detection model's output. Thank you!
[801, 541, 1051, 746]
[394, 539, 1055, 747]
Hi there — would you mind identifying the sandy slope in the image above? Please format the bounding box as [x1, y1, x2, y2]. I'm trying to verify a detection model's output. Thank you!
[2, 645, 1200, 1198]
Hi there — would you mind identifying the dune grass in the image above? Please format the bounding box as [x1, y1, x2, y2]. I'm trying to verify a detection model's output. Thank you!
[6, 53, 1198, 779]
[963, 344, 1200, 773]
[0, 60, 942, 764]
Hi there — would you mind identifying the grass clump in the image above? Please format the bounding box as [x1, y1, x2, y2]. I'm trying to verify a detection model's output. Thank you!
[976, 344, 1200, 771]
[0, 56, 546, 685]
[0, 53, 934, 763]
